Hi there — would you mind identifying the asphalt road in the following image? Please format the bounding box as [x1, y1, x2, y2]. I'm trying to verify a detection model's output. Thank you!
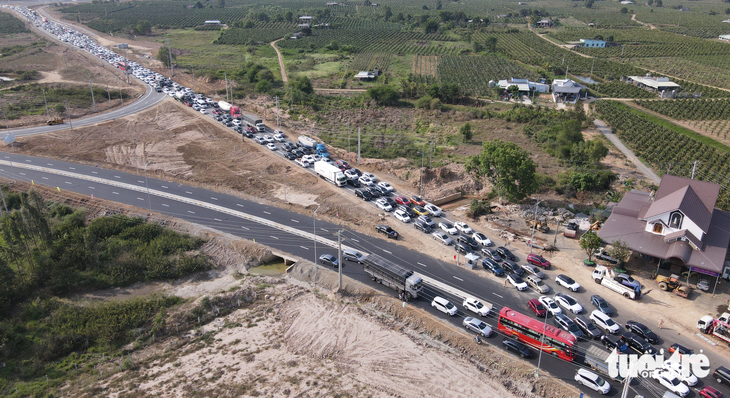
[0, 152, 727, 398]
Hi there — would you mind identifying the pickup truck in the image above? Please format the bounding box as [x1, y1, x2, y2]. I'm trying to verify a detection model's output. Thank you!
[376, 225, 399, 239]
[295, 158, 310, 168]
[594, 248, 618, 264]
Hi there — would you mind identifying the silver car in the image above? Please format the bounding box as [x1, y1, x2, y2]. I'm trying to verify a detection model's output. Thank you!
[463, 317, 492, 337]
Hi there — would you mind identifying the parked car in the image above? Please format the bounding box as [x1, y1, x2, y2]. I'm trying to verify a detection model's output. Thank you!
[410, 196, 425, 206]
[591, 310, 620, 334]
[399, 206, 417, 218]
[362, 172, 377, 182]
[616, 273, 642, 290]
[554, 313, 584, 339]
[481, 247, 502, 262]
[424, 203, 442, 217]
[463, 317, 492, 337]
[668, 343, 693, 356]
[525, 275, 549, 293]
[501, 260, 524, 276]
[377, 181, 394, 192]
[625, 320, 659, 344]
[365, 186, 381, 198]
[620, 332, 658, 355]
[342, 249, 366, 264]
[521, 264, 545, 279]
[503, 338, 533, 358]
[346, 179, 361, 188]
[371, 184, 389, 197]
[526, 254, 551, 269]
[496, 246, 516, 261]
[417, 215, 436, 229]
[574, 369, 611, 395]
[431, 296, 457, 316]
[318, 254, 339, 268]
[354, 188, 372, 201]
[463, 297, 490, 317]
[555, 274, 581, 292]
[590, 295, 613, 316]
[482, 258, 505, 276]
[394, 209, 411, 223]
[358, 175, 375, 186]
[375, 225, 398, 239]
[454, 221, 473, 234]
[554, 293, 583, 314]
[456, 235, 480, 250]
[344, 169, 359, 180]
[394, 195, 410, 206]
[375, 198, 393, 212]
[507, 273, 528, 291]
[574, 315, 603, 339]
[652, 369, 689, 397]
[454, 242, 471, 255]
[663, 360, 698, 386]
[601, 334, 629, 353]
[714, 366, 730, 386]
[538, 296, 562, 316]
[414, 220, 432, 233]
[432, 231, 453, 245]
[412, 205, 428, 216]
[439, 222, 458, 235]
[528, 298, 547, 317]
[699, 386, 725, 398]
[472, 232, 492, 246]
[336, 159, 351, 169]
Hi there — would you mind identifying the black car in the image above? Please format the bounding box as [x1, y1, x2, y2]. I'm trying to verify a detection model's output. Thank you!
[481, 247, 502, 262]
[496, 246, 516, 261]
[365, 187, 381, 198]
[398, 205, 417, 218]
[601, 334, 629, 353]
[553, 314, 584, 339]
[284, 151, 296, 160]
[714, 366, 730, 386]
[318, 254, 339, 268]
[354, 189, 372, 201]
[346, 179, 361, 188]
[372, 185, 390, 196]
[501, 260, 525, 277]
[383, 197, 398, 208]
[502, 338, 532, 358]
[349, 168, 362, 177]
[414, 220, 432, 233]
[669, 343, 693, 356]
[482, 258, 505, 276]
[224, 120, 233, 127]
[292, 149, 305, 157]
[625, 320, 658, 344]
[574, 315, 603, 339]
[620, 332, 657, 355]
[454, 242, 471, 255]
[457, 235, 480, 250]
[234, 126, 243, 133]
[590, 295, 613, 316]
[376, 225, 398, 239]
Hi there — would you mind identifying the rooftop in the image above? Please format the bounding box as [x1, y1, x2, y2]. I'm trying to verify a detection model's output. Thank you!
[628, 75, 681, 89]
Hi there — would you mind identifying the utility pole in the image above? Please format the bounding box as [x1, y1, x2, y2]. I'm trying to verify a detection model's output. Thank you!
[192, 66, 195, 93]
[590, 57, 595, 77]
[337, 230, 343, 290]
[0, 109, 8, 130]
[357, 127, 361, 164]
[418, 151, 424, 198]
[347, 123, 351, 164]
[166, 38, 174, 77]
[313, 206, 320, 265]
[276, 96, 280, 128]
[565, 66, 569, 80]
[529, 198, 541, 254]
[107, 85, 111, 103]
[144, 161, 152, 214]
[691, 160, 699, 179]
[283, 159, 287, 203]
[64, 99, 72, 130]
[553, 220, 560, 246]
[119, 87, 124, 106]
[42, 88, 49, 119]
[224, 72, 229, 101]
[89, 80, 96, 112]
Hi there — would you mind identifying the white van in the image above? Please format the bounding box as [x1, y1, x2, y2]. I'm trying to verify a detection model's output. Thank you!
[431, 296, 457, 316]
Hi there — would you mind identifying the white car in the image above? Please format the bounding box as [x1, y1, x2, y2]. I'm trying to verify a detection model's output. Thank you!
[589, 310, 620, 334]
[302, 155, 315, 163]
[274, 133, 285, 142]
[358, 175, 374, 186]
[431, 296, 457, 316]
[377, 181, 394, 192]
[555, 274, 581, 292]
[375, 199, 393, 212]
[199, 108, 207, 114]
[507, 274, 528, 291]
[344, 169, 359, 180]
[652, 369, 689, 397]
[574, 369, 610, 395]
[313, 154, 322, 162]
[394, 209, 411, 223]
[263, 135, 275, 143]
[472, 232, 492, 246]
[295, 158, 310, 168]
[454, 221, 473, 234]
[192, 104, 201, 111]
[463, 297, 490, 317]
[432, 231, 453, 245]
[362, 172, 377, 182]
[424, 203, 442, 217]
[439, 222, 458, 235]
[538, 296, 562, 316]
[662, 360, 698, 386]
[232, 119, 242, 126]
[554, 293, 583, 314]
[266, 143, 277, 151]
[463, 317, 492, 337]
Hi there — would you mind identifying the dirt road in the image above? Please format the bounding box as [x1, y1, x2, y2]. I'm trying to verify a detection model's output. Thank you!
[632, 14, 657, 29]
[271, 39, 288, 83]
[593, 118, 661, 183]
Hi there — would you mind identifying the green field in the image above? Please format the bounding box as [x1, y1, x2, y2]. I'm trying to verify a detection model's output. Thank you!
[0, 11, 28, 35]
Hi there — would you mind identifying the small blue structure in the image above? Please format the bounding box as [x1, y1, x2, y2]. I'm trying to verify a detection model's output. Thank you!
[580, 39, 606, 48]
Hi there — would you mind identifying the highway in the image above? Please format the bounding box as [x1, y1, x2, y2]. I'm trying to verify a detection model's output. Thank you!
[0, 152, 726, 398]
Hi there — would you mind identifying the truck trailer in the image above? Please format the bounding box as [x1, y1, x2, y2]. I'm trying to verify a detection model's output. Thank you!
[314, 161, 346, 186]
[585, 346, 623, 381]
[592, 265, 641, 299]
[218, 101, 231, 112]
[298, 135, 317, 149]
[362, 254, 423, 299]
[243, 114, 265, 132]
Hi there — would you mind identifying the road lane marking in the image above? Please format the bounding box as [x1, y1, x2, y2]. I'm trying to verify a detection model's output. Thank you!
[25, 160, 31, 163]
[321, 228, 329, 232]
[300, 246, 309, 250]
[453, 276, 464, 282]
[214, 218, 222, 221]
[47, 163, 53, 166]
[492, 293, 504, 299]
[88, 186, 95, 189]
[69, 167, 75, 169]
[351, 238, 359, 242]
[241, 226, 249, 230]
[138, 180, 144, 184]
[418, 262, 427, 267]
[210, 197, 218, 200]
[188, 210, 195, 214]
[114, 175, 121, 178]
[263, 211, 271, 215]
[162, 203, 169, 207]
[382, 249, 392, 254]
[19, 172, 25, 175]
[112, 191, 119, 195]
[271, 236, 279, 240]
[185, 191, 193, 194]
[65, 181, 72, 184]
[291, 219, 299, 223]
[91, 171, 98, 174]
[137, 197, 144, 201]
[42, 177, 48, 179]
[237, 204, 244, 207]
[161, 185, 168, 189]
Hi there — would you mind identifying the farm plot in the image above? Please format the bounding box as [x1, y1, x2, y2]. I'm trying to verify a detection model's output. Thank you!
[634, 98, 730, 142]
[350, 52, 393, 73]
[214, 27, 291, 45]
[412, 55, 438, 78]
[586, 81, 657, 99]
[436, 55, 540, 97]
[0, 10, 29, 34]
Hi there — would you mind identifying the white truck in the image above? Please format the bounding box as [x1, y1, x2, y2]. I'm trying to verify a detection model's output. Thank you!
[314, 161, 346, 187]
[697, 313, 730, 345]
[243, 114, 265, 132]
[218, 101, 231, 112]
[592, 265, 641, 299]
[363, 254, 424, 299]
[298, 135, 317, 149]
[585, 346, 623, 381]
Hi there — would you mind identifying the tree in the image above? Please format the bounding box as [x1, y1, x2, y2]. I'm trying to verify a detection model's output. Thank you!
[194, 1, 203, 8]
[620, 7, 628, 13]
[423, 19, 439, 33]
[436, 0, 442, 10]
[465, 139, 538, 202]
[366, 85, 400, 105]
[156, 47, 176, 68]
[472, 41, 484, 53]
[484, 36, 497, 53]
[384, 6, 393, 21]
[285, 10, 294, 22]
[608, 239, 632, 265]
[648, 0, 653, 5]
[291, 76, 313, 95]
[301, 26, 312, 36]
[507, 84, 520, 101]
[580, 231, 602, 262]
[136, 20, 152, 35]
[655, 0, 662, 7]
[586, 0, 595, 9]
[215, 0, 224, 8]
[460, 122, 473, 142]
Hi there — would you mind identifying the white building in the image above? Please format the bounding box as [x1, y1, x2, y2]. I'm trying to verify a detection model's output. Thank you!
[627, 75, 680, 91]
[552, 79, 586, 103]
[497, 78, 550, 93]
[720, 34, 730, 42]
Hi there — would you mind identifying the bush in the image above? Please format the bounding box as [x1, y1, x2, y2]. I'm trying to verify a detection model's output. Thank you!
[466, 199, 492, 219]
[415, 95, 432, 109]
[557, 170, 616, 192]
[366, 85, 400, 106]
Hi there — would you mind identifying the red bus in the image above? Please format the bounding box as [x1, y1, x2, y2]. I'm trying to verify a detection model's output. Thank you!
[116, 62, 128, 72]
[498, 307, 577, 361]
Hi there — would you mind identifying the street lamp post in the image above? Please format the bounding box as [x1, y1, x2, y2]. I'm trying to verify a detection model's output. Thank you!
[143, 161, 152, 214]
[313, 205, 320, 264]
[529, 198, 541, 254]
[535, 312, 550, 378]
[418, 151, 424, 198]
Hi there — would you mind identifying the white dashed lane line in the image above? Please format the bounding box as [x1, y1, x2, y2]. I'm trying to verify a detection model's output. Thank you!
[162, 204, 169, 207]
[291, 219, 299, 223]
[92, 171, 98, 174]
[112, 192, 119, 195]
[214, 218, 222, 222]
[237, 204, 244, 207]
[64, 181, 72, 184]
[161, 185, 168, 189]
[241, 226, 249, 230]
[263, 211, 271, 215]
[188, 210, 195, 214]
[137, 197, 144, 201]
[210, 197, 218, 201]
[382, 249, 392, 254]
[418, 262, 427, 267]
[271, 236, 279, 240]
[114, 175, 121, 178]
[453, 276, 464, 282]
[493, 293, 504, 298]
[300, 246, 310, 250]
[185, 191, 193, 194]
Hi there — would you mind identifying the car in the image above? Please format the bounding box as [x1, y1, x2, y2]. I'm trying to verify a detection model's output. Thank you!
[482, 258, 505, 276]
[538, 296, 561, 315]
[354, 188, 372, 201]
[454, 242, 471, 255]
[616, 273, 641, 290]
[503, 338, 533, 358]
[526, 254, 551, 269]
[574, 368, 610, 395]
[398, 206, 417, 218]
[266, 143, 277, 151]
[663, 360, 698, 386]
[336, 159, 351, 169]
[463, 317, 492, 337]
[371, 185, 389, 197]
[432, 231, 452, 245]
[273, 133, 285, 142]
[454, 221, 473, 234]
[521, 264, 545, 279]
[358, 175, 375, 186]
[318, 254, 339, 268]
[394, 209, 411, 223]
[507, 273, 528, 291]
[528, 298, 547, 317]
[652, 369, 689, 397]
[496, 246, 516, 261]
[410, 196, 425, 206]
[283, 151, 296, 160]
[481, 247, 502, 262]
[456, 235, 480, 250]
[232, 119, 242, 126]
[439, 222, 458, 235]
[714, 366, 730, 386]
[414, 220, 432, 233]
[472, 232, 492, 247]
[700, 386, 725, 398]
[344, 169, 359, 180]
[395, 195, 410, 206]
[375, 198, 393, 212]
[312, 154, 322, 162]
[192, 104, 201, 111]
[554, 293, 583, 314]
[423, 203, 442, 217]
[365, 186, 381, 198]
[463, 297, 490, 317]
[295, 158, 310, 168]
[501, 260, 524, 276]
[621, 332, 657, 356]
[383, 197, 398, 208]
[525, 275, 549, 293]
[362, 172, 377, 182]
[348, 167, 362, 177]
[574, 315, 603, 339]
[346, 179, 361, 188]
[555, 274, 581, 292]
[625, 320, 658, 344]
[668, 343, 693, 356]
[590, 310, 620, 334]
[431, 296, 457, 316]
[554, 313, 584, 339]
[601, 334, 629, 353]
[375, 225, 398, 239]
[590, 295, 613, 316]
[377, 181, 394, 192]
[412, 205, 428, 216]
[343, 249, 366, 264]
